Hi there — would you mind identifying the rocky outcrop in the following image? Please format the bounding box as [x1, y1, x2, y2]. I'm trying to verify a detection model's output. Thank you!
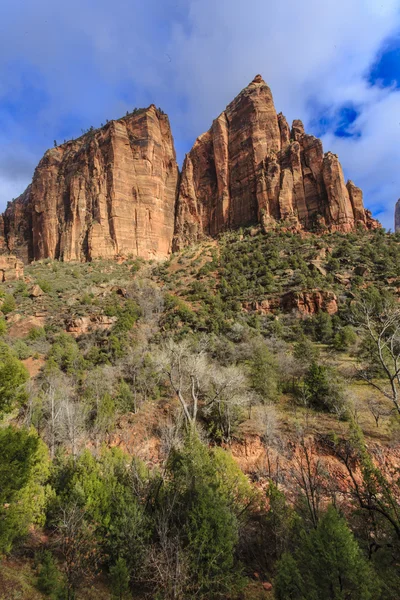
[395, 199, 400, 233]
[173, 75, 378, 248]
[1, 107, 179, 263]
[244, 289, 338, 315]
[65, 315, 118, 336]
[0, 255, 24, 281]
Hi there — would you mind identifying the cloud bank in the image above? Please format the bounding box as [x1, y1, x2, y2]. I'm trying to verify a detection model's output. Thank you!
[1, 0, 400, 228]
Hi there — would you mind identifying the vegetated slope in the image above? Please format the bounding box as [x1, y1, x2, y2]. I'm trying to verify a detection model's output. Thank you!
[0, 228, 399, 600]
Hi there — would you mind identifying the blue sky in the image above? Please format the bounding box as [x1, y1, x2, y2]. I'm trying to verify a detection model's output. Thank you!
[1, 0, 400, 229]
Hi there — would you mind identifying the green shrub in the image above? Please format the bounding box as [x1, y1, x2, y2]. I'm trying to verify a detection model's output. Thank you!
[37, 279, 53, 294]
[1, 294, 16, 315]
[28, 326, 46, 341]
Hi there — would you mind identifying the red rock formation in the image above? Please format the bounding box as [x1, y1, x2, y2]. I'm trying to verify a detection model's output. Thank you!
[0, 255, 24, 282]
[1, 107, 179, 263]
[173, 75, 378, 248]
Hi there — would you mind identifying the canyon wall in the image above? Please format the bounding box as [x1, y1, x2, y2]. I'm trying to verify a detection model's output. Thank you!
[0, 76, 378, 263]
[1, 106, 179, 262]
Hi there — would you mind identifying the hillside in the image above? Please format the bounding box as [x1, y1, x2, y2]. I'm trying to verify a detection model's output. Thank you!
[0, 227, 399, 599]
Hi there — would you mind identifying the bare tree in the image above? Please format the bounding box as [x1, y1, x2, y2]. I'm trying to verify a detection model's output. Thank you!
[58, 395, 86, 458]
[126, 275, 164, 324]
[330, 429, 400, 541]
[55, 503, 101, 599]
[203, 365, 250, 442]
[155, 339, 208, 428]
[367, 396, 390, 428]
[41, 371, 75, 458]
[290, 435, 327, 528]
[352, 299, 400, 415]
[121, 346, 159, 413]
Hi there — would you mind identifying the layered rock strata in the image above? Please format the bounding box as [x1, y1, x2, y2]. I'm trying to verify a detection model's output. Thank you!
[173, 75, 377, 249]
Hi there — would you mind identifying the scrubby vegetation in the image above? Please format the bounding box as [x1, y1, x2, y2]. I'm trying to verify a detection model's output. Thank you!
[0, 228, 400, 599]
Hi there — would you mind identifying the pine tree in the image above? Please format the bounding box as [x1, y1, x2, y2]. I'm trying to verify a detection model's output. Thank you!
[110, 557, 130, 599]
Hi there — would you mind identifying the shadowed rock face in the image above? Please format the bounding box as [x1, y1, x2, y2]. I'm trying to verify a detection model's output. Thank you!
[1, 106, 179, 262]
[173, 75, 378, 249]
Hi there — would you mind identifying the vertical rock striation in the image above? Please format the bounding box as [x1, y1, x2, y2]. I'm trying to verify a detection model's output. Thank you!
[173, 75, 378, 249]
[0, 77, 379, 263]
[1, 106, 179, 262]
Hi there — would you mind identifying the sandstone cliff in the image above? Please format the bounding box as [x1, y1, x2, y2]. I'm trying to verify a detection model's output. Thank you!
[0, 77, 379, 263]
[173, 75, 378, 249]
[1, 106, 179, 262]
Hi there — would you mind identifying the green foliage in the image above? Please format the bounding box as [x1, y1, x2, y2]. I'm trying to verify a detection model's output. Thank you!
[110, 557, 130, 599]
[36, 550, 63, 598]
[50, 448, 150, 575]
[275, 506, 377, 600]
[12, 339, 31, 360]
[302, 361, 345, 414]
[1, 293, 16, 314]
[0, 318, 7, 336]
[247, 342, 279, 402]
[48, 333, 85, 375]
[0, 426, 50, 553]
[333, 325, 357, 351]
[37, 278, 53, 294]
[293, 335, 319, 365]
[0, 341, 29, 416]
[165, 435, 245, 598]
[27, 326, 46, 340]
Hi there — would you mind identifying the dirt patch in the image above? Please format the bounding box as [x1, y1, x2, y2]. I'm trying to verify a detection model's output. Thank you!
[22, 356, 45, 378]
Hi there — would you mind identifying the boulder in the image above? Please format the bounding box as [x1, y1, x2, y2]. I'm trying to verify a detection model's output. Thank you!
[29, 284, 45, 298]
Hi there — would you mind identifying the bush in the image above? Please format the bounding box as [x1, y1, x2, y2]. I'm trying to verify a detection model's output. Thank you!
[302, 361, 346, 414]
[37, 279, 53, 294]
[1, 294, 16, 315]
[0, 342, 29, 416]
[36, 550, 63, 598]
[0, 318, 6, 336]
[13, 339, 31, 360]
[0, 427, 49, 553]
[28, 326, 46, 341]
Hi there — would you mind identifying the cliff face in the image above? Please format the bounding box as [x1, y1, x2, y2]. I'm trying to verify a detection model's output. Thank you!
[1, 77, 379, 262]
[2, 106, 179, 262]
[173, 75, 378, 249]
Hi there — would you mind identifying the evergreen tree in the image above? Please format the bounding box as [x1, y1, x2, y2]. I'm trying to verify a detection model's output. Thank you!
[275, 505, 377, 600]
[110, 557, 130, 599]
[0, 426, 49, 553]
[0, 341, 29, 416]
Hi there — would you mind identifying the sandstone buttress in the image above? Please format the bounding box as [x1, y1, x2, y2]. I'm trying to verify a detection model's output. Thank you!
[1, 106, 179, 262]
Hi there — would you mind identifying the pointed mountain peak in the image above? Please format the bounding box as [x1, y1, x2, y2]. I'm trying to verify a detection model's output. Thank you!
[250, 74, 266, 85]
